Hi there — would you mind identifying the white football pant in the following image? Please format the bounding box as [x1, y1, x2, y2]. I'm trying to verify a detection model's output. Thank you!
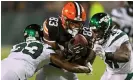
[35, 64, 78, 80]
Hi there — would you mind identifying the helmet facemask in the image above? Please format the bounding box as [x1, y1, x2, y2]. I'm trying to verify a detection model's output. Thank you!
[61, 2, 86, 37]
[65, 18, 84, 37]
[90, 13, 113, 44]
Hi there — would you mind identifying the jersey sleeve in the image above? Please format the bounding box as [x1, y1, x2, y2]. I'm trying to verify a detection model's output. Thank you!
[36, 44, 55, 71]
[43, 44, 55, 56]
[43, 17, 59, 41]
[119, 33, 129, 45]
[106, 30, 129, 52]
[39, 44, 55, 63]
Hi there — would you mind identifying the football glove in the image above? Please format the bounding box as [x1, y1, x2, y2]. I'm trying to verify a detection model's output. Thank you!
[68, 43, 87, 61]
[64, 38, 88, 62]
[93, 44, 105, 60]
[86, 62, 93, 75]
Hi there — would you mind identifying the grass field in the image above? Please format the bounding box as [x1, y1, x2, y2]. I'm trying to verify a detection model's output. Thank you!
[1, 46, 106, 80]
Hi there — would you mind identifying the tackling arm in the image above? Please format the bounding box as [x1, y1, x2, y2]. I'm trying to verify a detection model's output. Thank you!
[86, 48, 96, 64]
[50, 52, 91, 73]
[106, 41, 131, 62]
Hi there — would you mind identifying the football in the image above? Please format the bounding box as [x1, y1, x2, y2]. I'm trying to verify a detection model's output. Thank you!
[73, 34, 88, 46]
[66, 34, 94, 66]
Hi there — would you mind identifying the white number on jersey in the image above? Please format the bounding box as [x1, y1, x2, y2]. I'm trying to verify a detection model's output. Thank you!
[49, 17, 59, 27]
[83, 27, 92, 37]
[11, 41, 43, 59]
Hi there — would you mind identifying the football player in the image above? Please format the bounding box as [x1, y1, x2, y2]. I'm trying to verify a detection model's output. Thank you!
[36, 1, 96, 80]
[1, 24, 91, 80]
[90, 12, 133, 80]
[1, 24, 55, 80]
[111, 1, 133, 49]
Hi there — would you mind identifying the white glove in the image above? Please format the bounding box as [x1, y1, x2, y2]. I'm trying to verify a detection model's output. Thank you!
[62, 69, 68, 72]
[63, 62, 93, 74]
[86, 62, 93, 75]
[93, 44, 105, 60]
[73, 65, 91, 73]
[62, 66, 90, 73]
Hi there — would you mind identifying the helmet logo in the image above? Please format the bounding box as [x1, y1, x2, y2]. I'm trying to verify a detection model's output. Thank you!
[65, 9, 68, 13]
[99, 15, 110, 23]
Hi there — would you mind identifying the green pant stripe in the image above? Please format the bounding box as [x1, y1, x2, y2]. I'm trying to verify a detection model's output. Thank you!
[125, 73, 133, 80]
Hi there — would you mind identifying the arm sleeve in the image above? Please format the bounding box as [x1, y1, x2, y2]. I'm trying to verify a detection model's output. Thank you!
[42, 44, 55, 60]
[44, 17, 59, 41]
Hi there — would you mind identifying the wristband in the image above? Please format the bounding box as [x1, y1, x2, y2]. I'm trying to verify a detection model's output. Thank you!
[105, 52, 114, 60]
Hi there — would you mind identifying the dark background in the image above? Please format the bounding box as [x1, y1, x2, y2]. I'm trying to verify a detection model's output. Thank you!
[1, 1, 125, 45]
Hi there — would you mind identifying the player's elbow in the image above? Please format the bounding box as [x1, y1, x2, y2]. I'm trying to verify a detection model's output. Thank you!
[121, 57, 129, 62]
[120, 53, 130, 62]
[114, 52, 130, 62]
[124, 50, 131, 62]
[123, 54, 130, 62]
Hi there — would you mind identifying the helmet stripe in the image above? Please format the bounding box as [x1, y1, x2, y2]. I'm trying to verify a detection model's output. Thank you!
[43, 20, 48, 35]
[79, 4, 82, 18]
[74, 2, 81, 18]
[73, 2, 78, 17]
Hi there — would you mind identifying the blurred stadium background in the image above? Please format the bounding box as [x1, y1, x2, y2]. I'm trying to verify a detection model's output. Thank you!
[1, 1, 125, 80]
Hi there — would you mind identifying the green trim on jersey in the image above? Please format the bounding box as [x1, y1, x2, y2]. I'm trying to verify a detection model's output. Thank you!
[47, 47, 55, 50]
[109, 32, 126, 46]
[125, 73, 133, 80]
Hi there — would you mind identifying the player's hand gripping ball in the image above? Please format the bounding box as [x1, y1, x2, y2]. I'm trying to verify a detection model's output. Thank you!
[65, 34, 91, 66]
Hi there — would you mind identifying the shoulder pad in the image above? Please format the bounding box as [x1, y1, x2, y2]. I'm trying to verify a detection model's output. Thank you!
[43, 17, 61, 41]
[109, 29, 128, 46]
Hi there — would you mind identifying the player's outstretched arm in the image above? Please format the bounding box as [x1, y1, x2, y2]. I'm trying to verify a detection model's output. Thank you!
[50, 53, 91, 73]
[86, 48, 96, 65]
[106, 41, 131, 62]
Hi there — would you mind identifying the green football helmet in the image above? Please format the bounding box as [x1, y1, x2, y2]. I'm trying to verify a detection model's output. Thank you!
[89, 12, 113, 43]
[24, 24, 43, 41]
